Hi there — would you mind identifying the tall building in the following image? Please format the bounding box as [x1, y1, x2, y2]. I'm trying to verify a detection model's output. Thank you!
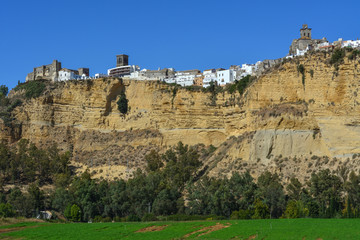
[108, 54, 139, 77]
[289, 24, 327, 56]
[300, 24, 312, 40]
[116, 54, 129, 67]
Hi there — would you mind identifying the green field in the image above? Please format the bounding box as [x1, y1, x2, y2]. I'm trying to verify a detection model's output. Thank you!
[1, 218, 359, 239]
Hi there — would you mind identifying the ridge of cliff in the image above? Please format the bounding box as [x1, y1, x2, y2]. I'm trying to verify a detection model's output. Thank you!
[2, 50, 360, 182]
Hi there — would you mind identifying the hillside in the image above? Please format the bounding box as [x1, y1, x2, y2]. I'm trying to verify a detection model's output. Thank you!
[1, 50, 360, 182]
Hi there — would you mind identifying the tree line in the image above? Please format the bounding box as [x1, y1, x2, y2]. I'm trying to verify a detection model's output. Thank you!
[1, 141, 360, 221]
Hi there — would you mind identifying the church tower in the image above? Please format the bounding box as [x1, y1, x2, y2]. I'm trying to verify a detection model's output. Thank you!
[116, 54, 129, 67]
[300, 24, 312, 40]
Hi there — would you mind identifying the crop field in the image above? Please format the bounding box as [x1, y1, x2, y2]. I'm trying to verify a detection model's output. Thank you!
[1, 218, 360, 239]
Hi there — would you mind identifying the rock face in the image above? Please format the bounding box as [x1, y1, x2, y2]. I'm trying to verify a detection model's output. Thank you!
[2, 52, 360, 181]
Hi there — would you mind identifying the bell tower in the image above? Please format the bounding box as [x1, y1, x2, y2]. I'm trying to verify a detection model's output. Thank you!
[300, 24, 312, 40]
[116, 54, 129, 67]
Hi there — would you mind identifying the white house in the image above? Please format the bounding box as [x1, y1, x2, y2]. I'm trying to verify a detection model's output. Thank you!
[173, 70, 200, 86]
[342, 40, 360, 48]
[238, 64, 255, 78]
[58, 68, 88, 81]
[216, 69, 234, 86]
[202, 69, 217, 88]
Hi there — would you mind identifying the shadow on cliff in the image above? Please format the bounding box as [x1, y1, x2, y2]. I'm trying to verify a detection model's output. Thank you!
[103, 79, 125, 117]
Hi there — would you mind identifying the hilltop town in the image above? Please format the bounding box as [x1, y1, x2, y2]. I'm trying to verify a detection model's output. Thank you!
[25, 24, 360, 88]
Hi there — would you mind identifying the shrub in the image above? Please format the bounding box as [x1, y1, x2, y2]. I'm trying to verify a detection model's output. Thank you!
[310, 69, 314, 78]
[238, 209, 252, 219]
[93, 215, 103, 222]
[117, 90, 128, 114]
[70, 204, 81, 222]
[297, 64, 306, 87]
[330, 48, 345, 66]
[127, 214, 141, 222]
[283, 200, 300, 218]
[0, 85, 8, 97]
[348, 49, 360, 60]
[14, 80, 46, 99]
[252, 199, 270, 219]
[64, 204, 72, 220]
[142, 213, 158, 222]
[0, 203, 15, 217]
[230, 211, 239, 220]
[297, 64, 305, 75]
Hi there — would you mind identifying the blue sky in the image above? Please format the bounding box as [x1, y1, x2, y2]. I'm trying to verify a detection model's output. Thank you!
[1, 0, 360, 90]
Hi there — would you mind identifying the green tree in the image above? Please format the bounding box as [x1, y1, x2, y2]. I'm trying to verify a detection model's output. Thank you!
[145, 150, 163, 172]
[257, 171, 285, 218]
[8, 187, 33, 217]
[283, 200, 300, 218]
[0, 85, 8, 97]
[252, 198, 269, 219]
[70, 204, 81, 222]
[0, 203, 15, 217]
[229, 171, 257, 210]
[152, 188, 179, 215]
[117, 90, 128, 114]
[287, 177, 302, 201]
[64, 204, 72, 220]
[51, 188, 73, 213]
[309, 169, 342, 217]
[28, 183, 45, 214]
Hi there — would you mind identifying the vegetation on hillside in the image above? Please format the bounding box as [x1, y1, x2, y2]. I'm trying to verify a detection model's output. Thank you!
[0, 140, 360, 222]
[226, 75, 254, 95]
[13, 80, 46, 99]
[0, 85, 22, 126]
[117, 90, 128, 114]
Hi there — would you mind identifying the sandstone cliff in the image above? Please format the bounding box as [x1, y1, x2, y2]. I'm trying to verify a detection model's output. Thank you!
[2, 52, 360, 182]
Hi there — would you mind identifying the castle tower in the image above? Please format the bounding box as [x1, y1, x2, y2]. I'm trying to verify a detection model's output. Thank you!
[300, 24, 312, 40]
[116, 54, 129, 67]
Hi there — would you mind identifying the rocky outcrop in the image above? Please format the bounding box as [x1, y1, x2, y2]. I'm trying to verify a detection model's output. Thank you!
[2, 52, 360, 181]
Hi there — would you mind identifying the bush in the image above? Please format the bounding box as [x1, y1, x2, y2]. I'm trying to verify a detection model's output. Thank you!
[117, 90, 128, 114]
[14, 80, 46, 99]
[230, 210, 239, 219]
[142, 213, 158, 222]
[297, 64, 305, 75]
[0, 85, 8, 97]
[70, 204, 81, 222]
[348, 49, 360, 60]
[252, 199, 270, 219]
[238, 209, 252, 219]
[127, 214, 141, 222]
[330, 48, 345, 66]
[0, 203, 15, 217]
[283, 200, 300, 218]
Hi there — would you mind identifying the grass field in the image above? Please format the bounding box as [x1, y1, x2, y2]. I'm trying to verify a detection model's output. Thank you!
[0, 218, 359, 239]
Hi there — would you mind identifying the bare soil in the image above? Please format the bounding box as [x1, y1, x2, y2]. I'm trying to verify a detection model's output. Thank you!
[136, 225, 168, 233]
[183, 222, 231, 238]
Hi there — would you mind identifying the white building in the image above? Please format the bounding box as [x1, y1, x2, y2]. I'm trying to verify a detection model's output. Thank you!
[238, 64, 255, 79]
[216, 69, 234, 86]
[107, 65, 140, 77]
[173, 70, 200, 86]
[342, 40, 360, 48]
[202, 69, 217, 88]
[315, 41, 330, 50]
[164, 77, 176, 84]
[58, 68, 89, 81]
[94, 73, 108, 79]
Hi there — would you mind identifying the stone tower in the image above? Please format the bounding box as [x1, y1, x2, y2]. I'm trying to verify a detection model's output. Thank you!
[116, 54, 129, 67]
[300, 24, 312, 40]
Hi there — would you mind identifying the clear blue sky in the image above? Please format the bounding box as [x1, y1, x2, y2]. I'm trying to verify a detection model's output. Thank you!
[1, 0, 360, 90]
